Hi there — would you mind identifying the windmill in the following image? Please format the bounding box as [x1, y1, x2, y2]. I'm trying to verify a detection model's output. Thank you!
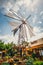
[4, 9, 35, 44]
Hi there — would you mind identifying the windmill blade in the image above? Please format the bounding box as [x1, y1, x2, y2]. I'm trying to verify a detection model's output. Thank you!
[25, 15, 31, 21]
[9, 22, 21, 27]
[28, 22, 33, 30]
[12, 28, 18, 35]
[12, 24, 22, 35]
[4, 12, 21, 21]
[10, 9, 22, 20]
[27, 23, 33, 32]
[26, 23, 35, 37]
[18, 11, 24, 19]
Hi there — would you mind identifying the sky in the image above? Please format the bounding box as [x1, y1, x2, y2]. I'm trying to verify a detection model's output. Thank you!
[0, 0, 43, 44]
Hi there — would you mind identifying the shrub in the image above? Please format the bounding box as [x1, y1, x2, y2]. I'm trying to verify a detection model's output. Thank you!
[26, 56, 34, 65]
[2, 62, 10, 65]
[34, 61, 43, 65]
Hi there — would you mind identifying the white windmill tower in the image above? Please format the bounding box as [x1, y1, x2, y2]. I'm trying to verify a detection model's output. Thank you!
[4, 9, 35, 44]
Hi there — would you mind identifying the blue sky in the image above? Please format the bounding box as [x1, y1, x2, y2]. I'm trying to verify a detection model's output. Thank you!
[0, 0, 43, 43]
[0, 13, 12, 35]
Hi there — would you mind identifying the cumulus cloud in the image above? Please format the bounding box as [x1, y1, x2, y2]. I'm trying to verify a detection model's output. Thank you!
[38, 21, 42, 24]
[32, 15, 37, 23]
[29, 32, 43, 42]
[33, 27, 41, 34]
[40, 11, 43, 15]
[0, 32, 43, 43]
[0, 34, 18, 44]
[0, 0, 43, 17]
[0, 0, 43, 12]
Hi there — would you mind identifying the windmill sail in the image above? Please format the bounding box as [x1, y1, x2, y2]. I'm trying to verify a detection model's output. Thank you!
[12, 24, 22, 35]
[9, 22, 21, 27]
[26, 23, 35, 37]
[4, 12, 21, 21]
[25, 15, 31, 21]
[10, 9, 22, 20]
[13, 28, 18, 35]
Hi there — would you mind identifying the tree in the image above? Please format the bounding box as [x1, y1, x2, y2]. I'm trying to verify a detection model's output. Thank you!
[0, 40, 5, 50]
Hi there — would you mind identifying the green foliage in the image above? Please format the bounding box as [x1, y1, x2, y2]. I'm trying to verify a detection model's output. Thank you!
[2, 62, 10, 65]
[7, 48, 15, 56]
[26, 56, 43, 65]
[0, 40, 17, 57]
[5, 43, 12, 50]
[5, 43, 16, 57]
[26, 56, 34, 65]
[32, 52, 36, 60]
[34, 61, 43, 65]
[0, 40, 5, 50]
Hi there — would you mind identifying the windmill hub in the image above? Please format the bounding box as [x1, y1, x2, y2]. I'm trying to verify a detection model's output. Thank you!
[22, 20, 26, 24]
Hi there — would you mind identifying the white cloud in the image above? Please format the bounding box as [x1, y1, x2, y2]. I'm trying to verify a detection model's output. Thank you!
[1, 2, 12, 14]
[33, 27, 41, 34]
[4, 2, 12, 11]
[23, 0, 32, 7]
[38, 21, 42, 24]
[40, 11, 43, 15]
[31, 0, 43, 12]
[1, 0, 43, 16]
[32, 15, 37, 23]
[39, 28, 43, 31]
[29, 32, 43, 42]
[16, 0, 23, 7]
[0, 34, 18, 44]
[40, 11, 43, 19]
[0, 32, 43, 44]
